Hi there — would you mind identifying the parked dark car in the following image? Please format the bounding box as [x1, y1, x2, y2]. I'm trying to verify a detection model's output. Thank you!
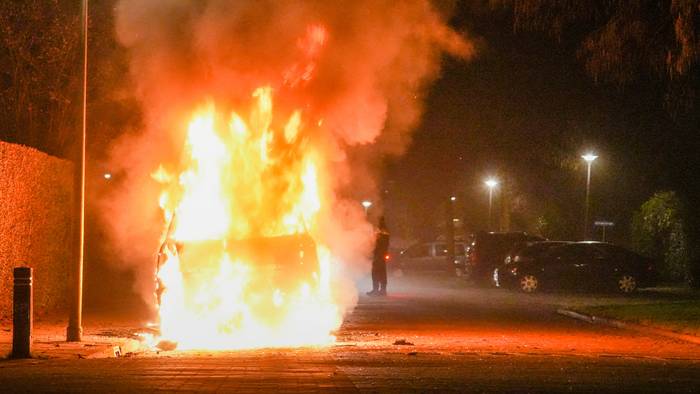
[494, 241, 571, 286]
[464, 231, 546, 284]
[395, 241, 467, 275]
[494, 242, 657, 294]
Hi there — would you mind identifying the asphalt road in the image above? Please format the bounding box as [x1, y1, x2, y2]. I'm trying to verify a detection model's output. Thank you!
[2, 275, 700, 393]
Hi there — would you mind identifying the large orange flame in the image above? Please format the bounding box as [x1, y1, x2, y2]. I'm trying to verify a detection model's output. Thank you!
[151, 87, 340, 349]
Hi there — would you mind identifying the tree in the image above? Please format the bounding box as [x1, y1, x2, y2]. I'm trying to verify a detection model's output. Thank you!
[0, 1, 82, 157]
[493, 0, 700, 111]
[0, 1, 141, 159]
[631, 191, 690, 281]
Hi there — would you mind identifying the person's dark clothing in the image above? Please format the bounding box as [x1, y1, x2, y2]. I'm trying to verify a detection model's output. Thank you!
[370, 229, 390, 295]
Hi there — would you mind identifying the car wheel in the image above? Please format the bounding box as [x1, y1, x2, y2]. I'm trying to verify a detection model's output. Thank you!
[616, 274, 637, 294]
[519, 274, 539, 293]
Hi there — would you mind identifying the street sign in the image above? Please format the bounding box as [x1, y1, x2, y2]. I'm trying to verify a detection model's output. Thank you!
[594, 221, 614, 227]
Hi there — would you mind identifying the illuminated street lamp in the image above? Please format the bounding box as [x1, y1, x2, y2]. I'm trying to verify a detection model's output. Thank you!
[103, 173, 112, 180]
[484, 178, 499, 230]
[361, 200, 372, 215]
[582, 153, 598, 240]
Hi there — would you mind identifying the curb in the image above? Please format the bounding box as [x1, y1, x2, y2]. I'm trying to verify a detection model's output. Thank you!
[86, 338, 143, 359]
[557, 308, 700, 346]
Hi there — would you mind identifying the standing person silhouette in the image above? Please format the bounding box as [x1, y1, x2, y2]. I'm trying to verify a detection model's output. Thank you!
[367, 216, 390, 296]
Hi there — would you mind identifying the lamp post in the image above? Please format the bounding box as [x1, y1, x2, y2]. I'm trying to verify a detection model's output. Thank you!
[67, 0, 88, 343]
[484, 178, 498, 231]
[361, 200, 372, 215]
[446, 196, 456, 269]
[582, 153, 598, 240]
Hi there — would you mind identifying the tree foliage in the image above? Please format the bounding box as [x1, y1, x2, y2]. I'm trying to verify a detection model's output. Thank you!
[0, 0, 81, 157]
[493, 0, 700, 111]
[631, 191, 689, 281]
[0, 1, 140, 159]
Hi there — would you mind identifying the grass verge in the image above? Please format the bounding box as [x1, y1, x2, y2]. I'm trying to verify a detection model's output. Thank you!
[577, 300, 700, 336]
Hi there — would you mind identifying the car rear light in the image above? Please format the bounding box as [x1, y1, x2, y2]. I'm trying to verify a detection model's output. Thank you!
[384, 254, 391, 263]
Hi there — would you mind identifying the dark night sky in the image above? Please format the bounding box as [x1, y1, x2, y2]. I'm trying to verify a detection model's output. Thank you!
[386, 4, 700, 244]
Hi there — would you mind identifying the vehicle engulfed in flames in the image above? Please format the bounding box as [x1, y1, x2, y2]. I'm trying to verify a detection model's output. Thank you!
[147, 87, 341, 350]
[156, 231, 320, 313]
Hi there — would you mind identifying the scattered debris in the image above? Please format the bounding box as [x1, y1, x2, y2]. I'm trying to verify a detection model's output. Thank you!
[156, 340, 178, 351]
[77, 354, 86, 359]
[113, 346, 122, 358]
[393, 339, 414, 346]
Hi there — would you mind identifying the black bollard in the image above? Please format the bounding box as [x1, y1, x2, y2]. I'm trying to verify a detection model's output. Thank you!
[12, 267, 33, 359]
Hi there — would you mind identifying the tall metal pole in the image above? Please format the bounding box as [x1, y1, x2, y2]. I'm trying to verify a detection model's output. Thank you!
[446, 197, 455, 271]
[583, 161, 592, 241]
[488, 188, 493, 231]
[67, 0, 88, 342]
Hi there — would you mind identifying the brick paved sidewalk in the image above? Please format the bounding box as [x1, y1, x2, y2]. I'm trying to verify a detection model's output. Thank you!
[0, 316, 145, 360]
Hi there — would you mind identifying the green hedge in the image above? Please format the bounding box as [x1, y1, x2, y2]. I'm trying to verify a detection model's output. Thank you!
[0, 141, 73, 320]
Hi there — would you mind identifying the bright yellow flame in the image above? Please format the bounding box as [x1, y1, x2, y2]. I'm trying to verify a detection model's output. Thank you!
[153, 87, 340, 350]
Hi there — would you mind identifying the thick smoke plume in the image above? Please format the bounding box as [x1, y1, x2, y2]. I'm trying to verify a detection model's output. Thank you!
[104, 0, 473, 311]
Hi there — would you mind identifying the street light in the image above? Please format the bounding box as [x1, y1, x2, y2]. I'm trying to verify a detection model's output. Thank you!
[67, 0, 89, 343]
[361, 200, 372, 215]
[582, 153, 598, 240]
[446, 196, 457, 268]
[484, 178, 498, 231]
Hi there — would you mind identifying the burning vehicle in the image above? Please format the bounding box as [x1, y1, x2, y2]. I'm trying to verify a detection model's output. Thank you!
[156, 230, 320, 311]
[155, 228, 322, 351]
[106, 0, 472, 351]
[148, 89, 340, 350]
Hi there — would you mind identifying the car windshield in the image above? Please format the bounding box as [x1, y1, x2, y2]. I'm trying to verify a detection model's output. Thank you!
[525, 242, 570, 256]
[594, 243, 642, 260]
[519, 243, 551, 257]
[546, 244, 607, 260]
[435, 243, 466, 256]
[404, 243, 430, 258]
